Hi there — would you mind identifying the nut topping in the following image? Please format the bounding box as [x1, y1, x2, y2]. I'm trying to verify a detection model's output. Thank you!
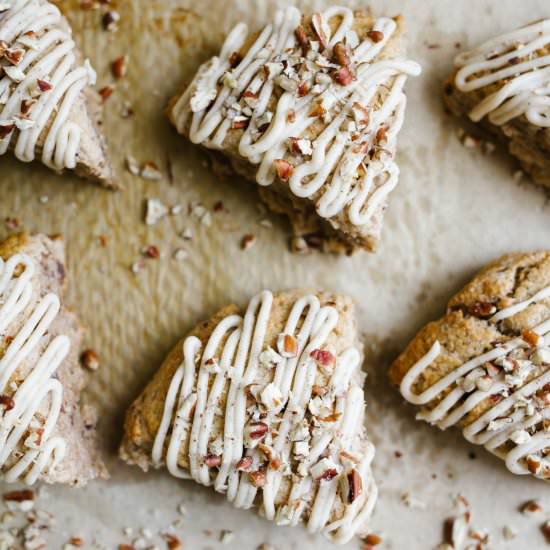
[333, 65, 354, 86]
[333, 42, 350, 67]
[0, 123, 15, 139]
[37, 79, 53, 92]
[248, 421, 269, 440]
[4, 48, 24, 65]
[347, 469, 362, 503]
[236, 456, 253, 471]
[80, 349, 100, 371]
[111, 55, 128, 79]
[294, 25, 310, 53]
[0, 394, 15, 411]
[249, 469, 266, 487]
[277, 333, 298, 357]
[310, 348, 336, 367]
[522, 329, 541, 348]
[204, 454, 222, 468]
[274, 159, 294, 182]
[367, 30, 384, 43]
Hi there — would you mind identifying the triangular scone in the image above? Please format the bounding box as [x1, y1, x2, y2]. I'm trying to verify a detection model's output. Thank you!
[168, 7, 421, 254]
[443, 19, 550, 189]
[390, 252, 550, 481]
[0, 233, 107, 485]
[121, 290, 377, 543]
[0, 0, 115, 187]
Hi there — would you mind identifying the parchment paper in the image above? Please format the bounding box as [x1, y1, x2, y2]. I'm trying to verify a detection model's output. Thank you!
[0, 0, 549, 548]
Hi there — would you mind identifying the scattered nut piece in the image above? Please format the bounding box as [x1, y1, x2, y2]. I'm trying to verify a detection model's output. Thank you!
[80, 349, 100, 371]
[111, 55, 128, 79]
[241, 234, 256, 251]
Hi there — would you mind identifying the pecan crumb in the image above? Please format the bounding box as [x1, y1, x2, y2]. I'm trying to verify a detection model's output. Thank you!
[240, 234, 256, 251]
[111, 55, 128, 79]
[367, 30, 384, 43]
[80, 349, 100, 371]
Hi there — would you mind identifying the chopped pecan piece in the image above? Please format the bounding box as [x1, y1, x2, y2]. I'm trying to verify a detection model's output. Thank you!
[0, 394, 15, 411]
[80, 349, 100, 371]
[236, 456, 253, 471]
[248, 421, 269, 440]
[111, 55, 128, 79]
[333, 66, 354, 86]
[348, 469, 362, 503]
[37, 78, 53, 92]
[3, 489, 34, 502]
[367, 30, 384, 43]
[274, 159, 294, 182]
[5, 48, 24, 65]
[0, 123, 15, 139]
[249, 469, 266, 487]
[333, 42, 350, 67]
[310, 348, 336, 367]
[204, 454, 222, 468]
[467, 301, 497, 318]
[294, 25, 309, 53]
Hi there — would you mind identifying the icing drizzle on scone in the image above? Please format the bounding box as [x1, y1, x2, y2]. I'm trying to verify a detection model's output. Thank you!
[153, 291, 377, 543]
[0, 253, 69, 484]
[400, 286, 550, 481]
[454, 19, 550, 127]
[172, 7, 421, 228]
[0, 0, 97, 169]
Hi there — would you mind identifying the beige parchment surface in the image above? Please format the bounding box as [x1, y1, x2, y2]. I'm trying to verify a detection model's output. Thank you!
[0, 0, 549, 548]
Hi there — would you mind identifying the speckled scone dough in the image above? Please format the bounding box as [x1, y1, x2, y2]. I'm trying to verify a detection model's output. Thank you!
[0, 233, 107, 486]
[0, 0, 116, 188]
[443, 19, 550, 189]
[390, 252, 550, 481]
[168, 6, 420, 254]
[121, 290, 377, 543]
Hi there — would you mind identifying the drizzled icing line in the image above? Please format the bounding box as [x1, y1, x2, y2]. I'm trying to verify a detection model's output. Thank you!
[454, 19, 550, 127]
[400, 287, 550, 480]
[0, 0, 97, 169]
[0, 252, 69, 484]
[153, 291, 376, 543]
[172, 7, 420, 228]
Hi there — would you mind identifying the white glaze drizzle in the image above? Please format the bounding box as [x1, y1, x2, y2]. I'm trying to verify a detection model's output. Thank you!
[0, 252, 69, 484]
[454, 19, 550, 126]
[172, 7, 420, 228]
[400, 287, 550, 479]
[0, 0, 97, 169]
[153, 291, 376, 543]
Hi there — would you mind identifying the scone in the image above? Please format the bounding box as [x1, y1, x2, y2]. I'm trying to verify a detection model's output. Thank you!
[120, 290, 377, 543]
[390, 252, 550, 481]
[0, 0, 115, 187]
[0, 233, 107, 485]
[168, 7, 421, 254]
[444, 19, 550, 189]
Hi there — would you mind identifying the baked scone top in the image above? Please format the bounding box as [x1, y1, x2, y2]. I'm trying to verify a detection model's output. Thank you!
[0, 233, 106, 486]
[122, 290, 376, 544]
[390, 252, 550, 481]
[170, 7, 420, 231]
[453, 19, 550, 127]
[0, 0, 111, 181]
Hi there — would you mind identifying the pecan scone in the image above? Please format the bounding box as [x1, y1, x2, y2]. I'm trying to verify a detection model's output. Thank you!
[444, 19, 550, 189]
[121, 290, 377, 543]
[0, 0, 115, 187]
[0, 233, 107, 486]
[390, 252, 550, 481]
[168, 7, 421, 254]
